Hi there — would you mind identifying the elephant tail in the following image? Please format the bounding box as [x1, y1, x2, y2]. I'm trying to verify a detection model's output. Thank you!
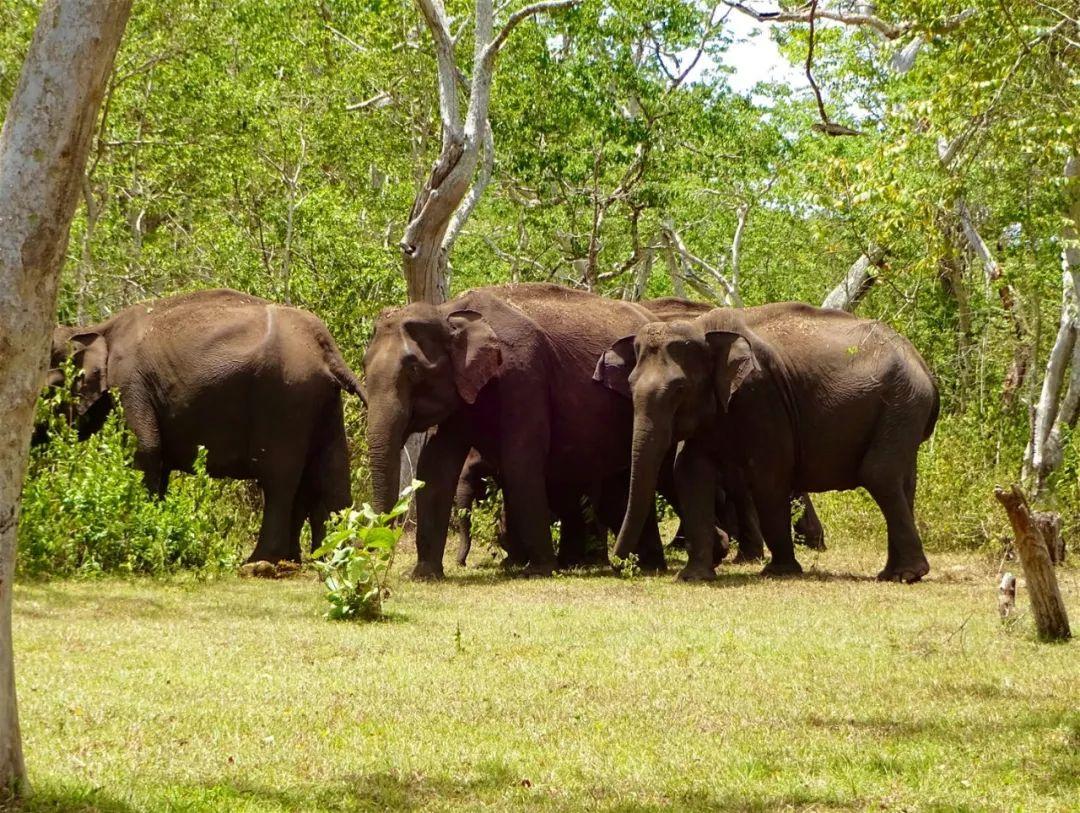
[316, 329, 367, 405]
[923, 383, 940, 441]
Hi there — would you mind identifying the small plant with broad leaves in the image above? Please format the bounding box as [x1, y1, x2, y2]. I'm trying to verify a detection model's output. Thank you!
[312, 480, 423, 621]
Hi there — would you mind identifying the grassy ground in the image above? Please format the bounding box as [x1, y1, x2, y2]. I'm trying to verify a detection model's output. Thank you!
[10, 543, 1079, 812]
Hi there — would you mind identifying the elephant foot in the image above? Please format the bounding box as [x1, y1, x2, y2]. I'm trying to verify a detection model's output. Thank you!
[762, 558, 803, 577]
[638, 560, 668, 575]
[411, 561, 445, 581]
[522, 560, 556, 578]
[245, 549, 295, 566]
[676, 563, 717, 582]
[877, 556, 930, 584]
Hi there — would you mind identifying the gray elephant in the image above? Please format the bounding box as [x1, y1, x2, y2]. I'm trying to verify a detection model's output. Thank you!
[362, 283, 668, 578]
[43, 288, 363, 563]
[596, 302, 938, 582]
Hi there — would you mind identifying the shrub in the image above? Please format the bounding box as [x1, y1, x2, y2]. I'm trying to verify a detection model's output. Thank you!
[18, 394, 258, 578]
[313, 480, 422, 621]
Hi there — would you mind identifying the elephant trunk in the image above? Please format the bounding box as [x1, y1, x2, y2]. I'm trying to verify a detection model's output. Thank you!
[367, 397, 408, 515]
[613, 405, 672, 561]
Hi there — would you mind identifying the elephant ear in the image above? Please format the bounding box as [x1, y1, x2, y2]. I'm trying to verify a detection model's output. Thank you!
[705, 330, 758, 413]
[69, 331, 109, 415]
[593, 335, 637, 398]
[447, 310, 501, 404]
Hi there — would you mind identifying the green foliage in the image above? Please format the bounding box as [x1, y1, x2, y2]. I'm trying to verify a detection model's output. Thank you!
[19, 394, 258, 578]
[312, 480, 423, 621]
[5, 0, 1080, 565]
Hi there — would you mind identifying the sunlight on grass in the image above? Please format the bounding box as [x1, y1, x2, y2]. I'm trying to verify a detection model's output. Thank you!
[12, 547, 1079, 811]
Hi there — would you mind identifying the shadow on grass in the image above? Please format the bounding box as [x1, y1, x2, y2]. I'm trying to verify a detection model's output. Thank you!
[4, 782, 141, 813]
[178, 767, 865, 812]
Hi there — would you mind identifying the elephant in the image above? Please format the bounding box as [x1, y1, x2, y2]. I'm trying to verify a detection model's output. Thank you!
[453, 448, 609, 568]
[362, 282, 669, 579]
[43, 288, 364, 563]
[595, 302, 938, 582]
[642, 298, 826, 558]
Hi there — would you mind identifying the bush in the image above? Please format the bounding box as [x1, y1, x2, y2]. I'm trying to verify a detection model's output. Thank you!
[18, 394, 259, 578]
[313, 480, 422, 621]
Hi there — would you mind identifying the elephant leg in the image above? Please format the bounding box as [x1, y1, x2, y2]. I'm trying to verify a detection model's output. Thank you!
[732, 488, 766, 563]
[413, 422, 471, 580]
[792, 492, 825, 550]
[757, 487, 802, 576]
[497, 503, 529, 567]
[122, 389, 166, 498]
[672, 444, 717, 581]
[866, 462, 929, 583]
[308, 408, 351, 558]
[287, 484, 312, 562]
[249, 476, 303, 563]
[555, 492, 588, 569]
[501, 470, 557, 577]
[453, 485, 474, 568]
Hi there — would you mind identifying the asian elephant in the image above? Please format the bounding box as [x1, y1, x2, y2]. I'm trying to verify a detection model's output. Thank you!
[362, 283, 667, 579]
[44, 288, 364, 563]
[596, 302, 938, 582]
[641, 298, 826, 557]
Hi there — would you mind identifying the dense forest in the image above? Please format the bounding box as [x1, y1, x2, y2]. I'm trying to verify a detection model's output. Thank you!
[3, 0, 1078, 571]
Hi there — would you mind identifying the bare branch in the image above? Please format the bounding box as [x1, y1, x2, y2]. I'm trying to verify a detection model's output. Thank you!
[346, 90, 395, 112]
[444, 121, 494, 254]
[485, 0, 580, 64]
[662, 218, 742, 307]
[325, 24, 366, 54]
[723, 1, 913, 40]
[821, 247, 885, 311]
[414, 0, 463, 142]
[804, 0, 863, 137]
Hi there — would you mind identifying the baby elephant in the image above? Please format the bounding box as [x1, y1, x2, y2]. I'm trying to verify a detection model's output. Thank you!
[43, 288, 364, 563]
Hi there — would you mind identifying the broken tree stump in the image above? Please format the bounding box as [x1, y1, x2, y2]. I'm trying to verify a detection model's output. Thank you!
[1032, 510, 1066, 564]
[993, 485, 1071, 642]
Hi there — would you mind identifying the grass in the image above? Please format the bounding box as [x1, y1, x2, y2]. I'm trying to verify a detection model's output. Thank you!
[10, 540, 1080, 812]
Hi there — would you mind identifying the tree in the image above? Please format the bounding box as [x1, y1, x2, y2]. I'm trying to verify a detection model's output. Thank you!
[0, 0, 132, 794]
[403, 0, 579, 305]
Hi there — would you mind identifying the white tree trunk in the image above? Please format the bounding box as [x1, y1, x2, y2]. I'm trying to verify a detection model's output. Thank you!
[0, 0, 131, 794]
[821, 248, 883, 311]
[403, 0, 577, 304]
[1026, 156, 1080, 489]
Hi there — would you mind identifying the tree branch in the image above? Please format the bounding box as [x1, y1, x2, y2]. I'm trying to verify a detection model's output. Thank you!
[414, 0, 463, 143]
[484, 0, 580, 65]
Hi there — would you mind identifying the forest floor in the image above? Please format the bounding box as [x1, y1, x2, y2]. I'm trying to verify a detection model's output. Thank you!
[9, 544, 1080, 812]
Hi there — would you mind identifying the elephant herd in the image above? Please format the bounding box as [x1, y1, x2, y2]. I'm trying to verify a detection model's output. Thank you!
[41, 282, 939, 583]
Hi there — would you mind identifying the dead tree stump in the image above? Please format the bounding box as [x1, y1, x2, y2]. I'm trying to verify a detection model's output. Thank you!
[1032, 510, 1066, 564]
[993, 485, 1071, 642]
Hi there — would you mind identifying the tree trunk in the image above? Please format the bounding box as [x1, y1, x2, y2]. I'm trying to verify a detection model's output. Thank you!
[993, 486, 1071, 642]
[821, 247, 884, 311]
[0, 0, 132, 795]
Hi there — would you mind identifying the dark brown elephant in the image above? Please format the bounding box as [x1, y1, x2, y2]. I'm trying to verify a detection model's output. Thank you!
[363, 283, 666, 578]
[596, 302, 938, 582]
[44, 288, 363, 563]
[642, 298, 826, 559]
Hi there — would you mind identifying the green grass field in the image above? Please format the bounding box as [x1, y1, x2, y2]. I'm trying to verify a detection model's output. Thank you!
[11, 542, 1079, 812]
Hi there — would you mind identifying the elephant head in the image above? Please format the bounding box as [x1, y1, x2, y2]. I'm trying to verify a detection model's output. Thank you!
[594, 318, 759, 556]
[362, 304, 501, 513]
[39, 325, 114, 441]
